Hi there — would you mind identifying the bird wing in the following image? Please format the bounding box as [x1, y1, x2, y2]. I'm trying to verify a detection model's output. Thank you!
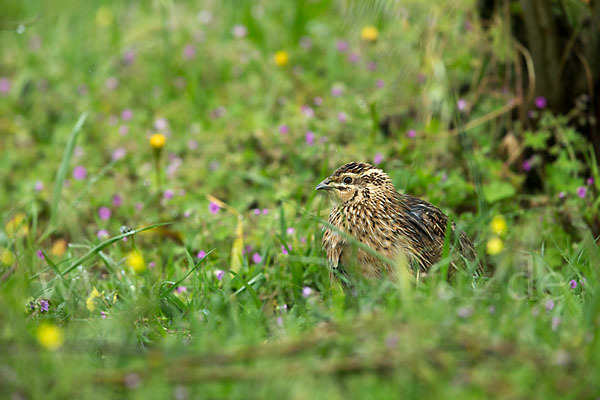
[401, 194, 449, 242]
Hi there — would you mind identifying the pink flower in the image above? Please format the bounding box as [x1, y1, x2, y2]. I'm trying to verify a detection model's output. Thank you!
[36, 250, 45, 260]
[136, 202, 144, 211]
[197, 250, 206, 259]
[337, 112, 348, 123]
[279, 124, 289, 135]
[232, 24, 247, 38]
[302, 286, 312, 298]
[112, 194, 122, 207]
[118, 125, 129, 135]
[457, 99, 467, 111]
[121, 109, 133, 121]
[188, 139, 198, 150]
[112, 147, 126, 161]
[154, 118, 168, 131]
[262, 208, 269, 215]
[215, 269, 225, 280]
[97, 229, 109, 239]
[281, 244, 290, 255]
[305, 131, 315, 146]
[348, 53, 359, 63]
[34, 181, 44, 192]
[176, 286, 188, 294]
[313, 97, 323, 106]
[576, 186, 587, 198]
[123, 50, 136, 65]
[0, 77, 11, 94]
[551, 316, 561, 331]
[73, 166, 87, 180]
[163, 189, 174, 200]
[376, 80, 384, 88]
[301, 105, 314, 117]
[367, 61, 377, 71]
[406, 130, 416, 138]
[183, 44, 196, 60]
[286, 227, 295, 235]
[522, 159, 532, 172]
[569, 280, 577, 289]
[105, 77, 118, 90]
[545, 299, 555, 311]
[253, 208, 261, 216]
[252, 253, 262, 264]
[101, 311, 107, 319]
[336, 40, 349, 52]
[148, 261, 156, 268]
[331, 87, 343, 97]
[535, 96, 547, 109]
[98, 207, 111, 220]
[373, 152, 383, 165]
[587, 177, 594, 185]
[558, 192, 566, 199]
[209, 202, 220, 214]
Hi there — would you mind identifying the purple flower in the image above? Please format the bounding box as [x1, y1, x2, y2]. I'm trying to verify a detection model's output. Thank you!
[457, 306, 474, 318]
[253, 208, 261, 216]
[535, 96, 547, 109]
[551, 316, 561, 331]
[97, 229, 109, 239]
[98, 207, 111, 220]
[373, 152, 383, 165]
[281, 245, 290, 255]
[406, 129, 416, 138]
[301, 105, 314, 117]
[313, 97, 323, 106]
[337, 112, 348, 123]
[331, 87, 343, 97]
[302, 286, 312, 298]
[262, 208, 269, 215]
[176, 286, 187, 294]
[39, 299, 49, 312]
[0, 77, 11, 94]
[286, 227, 295, 235]
[121, 109, 133, 121]
[163, 189, 174, 200]
[105, 77, 118, 90]
[135, 202, 144, 211]
[558, 192, 566, 199]
[188, 139, 198, 150]
[569, 280, 577, 289]
[73, 166, 87, 180]
[197, 250, 206, 259]
[348, 53, 359, 63]
[367, 61, 377, 71]
[212, 106, 226, 118]
[336, 40, 349, 52]
[101, 311, 107, 319]
[376, 79, 384, 88]
[154, 118, 168, 131]
[252, 252, 262, 264]
[112, 147, 126, 161]
[34, 181, 44, 192]
[215, 269, 225, 280]
[279, 124, 289, 135]
[36, 250, 45, 260]
[576, 186, 587, 198]
[148, 261, 156, 268]
[112, 194, 122, 207]
[118, 125, 129, 135]
[305, 131, 315, 146]
[276, 316, 283, 326]
[123, 50, 136, 65]
[587, 177, 594, 185]
[457, 98, 467, 111]
[209, 202, 220, 214]
[183, 44, 196, 60]
[232, 24, 248, 38]
[545, 299, 555, 311]
[522, 159, 532, 172]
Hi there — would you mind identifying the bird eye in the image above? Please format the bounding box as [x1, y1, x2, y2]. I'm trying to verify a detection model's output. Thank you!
[343, 176, 353, 184]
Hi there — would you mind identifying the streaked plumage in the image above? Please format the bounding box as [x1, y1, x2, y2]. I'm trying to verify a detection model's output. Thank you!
[316, 162, 479, 278]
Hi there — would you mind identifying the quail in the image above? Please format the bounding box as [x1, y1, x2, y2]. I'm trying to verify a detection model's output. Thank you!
[316, 162, 479, 279]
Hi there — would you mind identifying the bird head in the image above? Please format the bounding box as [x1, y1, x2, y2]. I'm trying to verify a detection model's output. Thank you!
[315, 162, 394, 203]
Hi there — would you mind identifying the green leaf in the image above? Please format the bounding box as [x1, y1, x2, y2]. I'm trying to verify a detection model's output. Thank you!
[482, 181, 516, 203]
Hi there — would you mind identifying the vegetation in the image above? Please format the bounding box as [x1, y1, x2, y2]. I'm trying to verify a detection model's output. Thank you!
[1, 1, 598, 398]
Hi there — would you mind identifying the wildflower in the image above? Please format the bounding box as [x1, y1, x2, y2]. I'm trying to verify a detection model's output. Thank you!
[197, 10, 212, 24]
[558, 192, 566, 199]
[0, 248, 14, 265]
[302, 286, 313, 298]
[101, 311, 107, 319]
[212, 106, 226, 118]
[486, 237, 503, 255]
[105, 77, 118, 90]
[183, 44, 196, 59]
[331, 86, 343, 97]
[286, 227, 295, 235]
[385, 334, 398, 348]
[273, 50, 289, 67]
[376, 79, 384, 88]
[34, 181, 44, 191]
[97, 229, 109, 239]
[148, 261, 156, 269]
[551, 316, 561, 331]
[123, 50, 136, 65]
[176, 286, 187, 294]
[406, 129, 416, 138]
[587, 177, 594, 185]
[163, 189, 174, 200]
[569, 280, 577, 289]
[522, 159, 532, 172]
[124, 373, 141, 389]
[154, 118, 168, 131]
[262, 208, 269, 215]
[39, 299, 49, 312]
[232, 24, 247, 38]
[313, 97, 323, 106]
[490, 215, 507, 236]
[197, 250, 206, 259]
[305, 131, 315, 145]
[118, 125, 129, 135]
[36, 250, 44, 260]
[126, 250, 146, 273]
[361, 26, 379, 42]
[215, 269, 225, 280]
[121, 109, 133, 121]
[188, 139, 198, 149]
[373, 152, 383, 165]
[348, 53, 359, 63]
[535, 96, 547, 109]
[337, 112, 348, 123]
[36, 323, 64, 350]
[208, 202, 220, 214]
[301, 105, 314, 117]
[98, 207, 111, 221]
[149, 133, 166, 149]
[112, 194, 122, 207]
[279, 124, 289, 134]
[86, 287, 101, 312]
[281, 245, 290, 255]
[276, 316, 283, 326]
[72, 166, 87, 180]
[545, 299, 555, 311]
[50, 239, 67, 257]
[112, 147, 126, 161]
[0, 77, 11, 94]
[253, 208, 261, 216]
[367, 61, 377, 71]
[252, 253, 263, 264]
[576, 186, 587, 198]
[457, 99, 467, 111]
[336, 40, 349, 52]
[457, 306, 474, 318]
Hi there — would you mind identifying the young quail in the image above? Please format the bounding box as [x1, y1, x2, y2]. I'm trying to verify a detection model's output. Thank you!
[316, 162, 479, 278]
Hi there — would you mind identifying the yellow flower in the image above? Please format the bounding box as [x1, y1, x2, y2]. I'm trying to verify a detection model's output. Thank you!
[126, 250, 146, 273]
[37, 323, 64, 350]
[86, 287, 101, 312]
[5, 212, 29, 237]
[273, 51, 289, 67]
[51, 239, 67, 257]
[95, 7, 114, 27]
[149, 133, 166, 149]
[486, 237, 504, 255]
[361, 26, 379, 42]
[0, 247, 14, 265]
[490, 215, 507, 236]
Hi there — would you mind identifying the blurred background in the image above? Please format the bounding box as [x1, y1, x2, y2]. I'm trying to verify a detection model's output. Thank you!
[1, 0, 599, 399]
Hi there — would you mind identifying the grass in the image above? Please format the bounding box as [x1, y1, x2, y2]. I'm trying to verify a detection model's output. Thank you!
[1, 0, 599, 398]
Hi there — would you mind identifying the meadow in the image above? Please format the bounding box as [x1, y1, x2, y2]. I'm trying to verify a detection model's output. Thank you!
[1, 1, 599, 398]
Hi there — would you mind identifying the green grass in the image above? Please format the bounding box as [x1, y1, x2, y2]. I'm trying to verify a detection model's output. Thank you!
[1, 0, 599, 398]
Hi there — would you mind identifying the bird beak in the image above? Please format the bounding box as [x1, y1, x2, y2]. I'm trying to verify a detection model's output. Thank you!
[315, 179, 332, 191]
